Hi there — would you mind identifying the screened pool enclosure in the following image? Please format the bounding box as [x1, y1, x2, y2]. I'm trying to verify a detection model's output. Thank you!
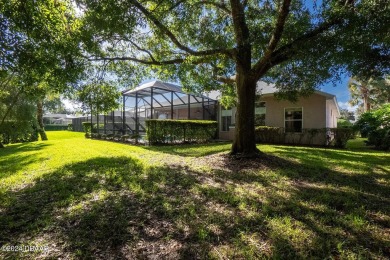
[72, 80, 217, 136]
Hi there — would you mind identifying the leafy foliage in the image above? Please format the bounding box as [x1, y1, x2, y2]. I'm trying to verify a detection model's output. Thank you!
[254, 126, 355, 148]
[82, 122, 92, 138]
[337, 119, 353, 128]
[146, 119, 218, 144]
[75, 0, 390, 154]
[0, 120, 38, 144]
[331, 128, 356, 148]
[77, 82, 120, 115]
[44, 125, 70, 131]
[255, 126, 283, 143]
[348, 76, 390, 114]
[356, 104, 390, 150]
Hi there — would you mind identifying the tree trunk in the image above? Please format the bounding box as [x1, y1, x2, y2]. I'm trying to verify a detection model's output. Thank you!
[37, 100, 48, 140]
[231, 73, 259, 157]
[361, 85, 371, 112]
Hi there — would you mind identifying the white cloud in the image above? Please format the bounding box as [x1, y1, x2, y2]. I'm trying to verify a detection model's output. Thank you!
[338, 101, 358, 112]
[62, 98, 81, 111]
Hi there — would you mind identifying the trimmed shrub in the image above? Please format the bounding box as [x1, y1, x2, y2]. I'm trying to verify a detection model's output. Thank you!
[82, 122, 92, 138]
[254, 126, 283, 143]
[254, 126, 354, 148]
[44, 124, 69, 131]
[146, 119, 218, 144]
[68, 123, 73, 131]
[329, 128, 355, 148]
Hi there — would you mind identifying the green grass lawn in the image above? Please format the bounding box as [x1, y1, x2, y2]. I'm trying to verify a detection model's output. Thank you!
[0, 131, 389, 259]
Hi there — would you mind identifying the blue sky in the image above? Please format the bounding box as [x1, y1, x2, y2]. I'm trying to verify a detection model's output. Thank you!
[319, 73, 353, 111]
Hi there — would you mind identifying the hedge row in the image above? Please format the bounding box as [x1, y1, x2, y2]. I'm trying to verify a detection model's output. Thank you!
[44, 124, 69, 131]
[0, 121, 39, 144]
[146, 119, 218, 144]
[255, 126, 356, 148]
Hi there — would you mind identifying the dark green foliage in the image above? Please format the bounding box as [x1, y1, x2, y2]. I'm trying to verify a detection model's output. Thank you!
[44, 125, 69, 131]
[367, 128, 390, 151]
[68, 124, 73, 131]
[355, 104, 390, 150]
[255, 126, 283, 143]
[354, 112, 381, 137]
[82, 122, 92, 138]
[255, 126, 328, 145]
[254, 126, 355, 148]
[146, 120, 218, 144]
[0, 121, 38, 144]
[330, 128, 356, 148]
[337, 119, 354, 128]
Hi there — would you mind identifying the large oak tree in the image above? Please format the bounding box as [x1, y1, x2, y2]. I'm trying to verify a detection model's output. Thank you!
[77, 0, 389, 156]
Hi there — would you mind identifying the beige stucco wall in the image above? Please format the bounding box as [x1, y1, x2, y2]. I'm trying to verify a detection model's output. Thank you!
[326, 99, 339, 128]
[260, 93, 326, 129]
[218, 93, 332, 145]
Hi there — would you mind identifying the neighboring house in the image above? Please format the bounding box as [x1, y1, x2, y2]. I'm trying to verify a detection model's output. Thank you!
[43, 114, 79, 125]
[218, 82, 341, 145]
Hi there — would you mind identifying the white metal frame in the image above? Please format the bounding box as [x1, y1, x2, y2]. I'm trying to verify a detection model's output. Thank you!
[284, 107, 303, 133]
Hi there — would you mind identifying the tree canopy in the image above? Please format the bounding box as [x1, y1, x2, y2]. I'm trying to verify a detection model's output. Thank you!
[2, 0, 389, 154]
[1, 0, 86, 143]
[75, 0, 389, 155]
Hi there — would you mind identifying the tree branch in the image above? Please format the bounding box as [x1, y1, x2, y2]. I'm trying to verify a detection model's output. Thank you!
[89, 56, 207, 65]
[216, 75, 236, 84]
[128, 40, 157, 62]
[129, 0, 234, 58]
[251, 0, 291, 75]
[252, 17, 344, 79]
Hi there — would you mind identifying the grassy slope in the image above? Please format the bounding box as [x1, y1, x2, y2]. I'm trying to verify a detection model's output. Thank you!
[0, 131, 389, 259]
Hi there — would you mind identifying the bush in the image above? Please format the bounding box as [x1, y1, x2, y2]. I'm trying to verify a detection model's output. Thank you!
[0, 120, 39, 144]
[337, 119, 353, 128]
[146, 119, 218, 144]
[367, 128, 390, 151]
[82, 122, 92, 138]
[68, 123, 73, 131]
[254, 126, 283, 143]
[355, 104, 390, 150]
[354, 112, 380, 137]
[44, 124, 69, 131]
[329, 128, 355, 148]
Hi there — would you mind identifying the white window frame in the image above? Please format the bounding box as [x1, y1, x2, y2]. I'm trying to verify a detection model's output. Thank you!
[220, 107, 232, 132]
[284, 107, 303, 133]
[255, 101, 266, 126]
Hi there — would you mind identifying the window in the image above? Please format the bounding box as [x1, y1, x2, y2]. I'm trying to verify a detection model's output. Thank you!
[285, 107, 302, 132]
[221, 109, 232, 131]
[255, 101, 266, 126]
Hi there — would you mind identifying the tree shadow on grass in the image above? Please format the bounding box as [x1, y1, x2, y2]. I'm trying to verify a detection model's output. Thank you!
[143, 142, 231, 157]
[0, 153, 389, 259]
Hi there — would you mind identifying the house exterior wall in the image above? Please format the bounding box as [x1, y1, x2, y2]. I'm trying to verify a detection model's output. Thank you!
[218, 93, 334, 145]
[261, 93, 326, 129]
[326, 99, 338, 128]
